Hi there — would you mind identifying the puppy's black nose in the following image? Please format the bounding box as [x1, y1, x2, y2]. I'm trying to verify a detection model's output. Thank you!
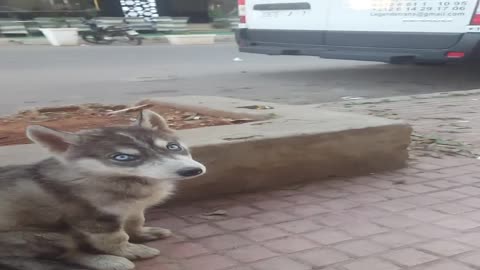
[177, 167, 204, 177]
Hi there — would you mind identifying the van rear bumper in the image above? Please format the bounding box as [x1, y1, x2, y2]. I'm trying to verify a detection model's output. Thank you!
[235, 29, 480, 63]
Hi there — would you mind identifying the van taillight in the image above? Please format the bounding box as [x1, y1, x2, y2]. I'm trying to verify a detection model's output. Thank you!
[472, 15, 480, 25]
[472, 4, 480, 25]
[238, 0, 246, 27]
[446, 51, 465, 58]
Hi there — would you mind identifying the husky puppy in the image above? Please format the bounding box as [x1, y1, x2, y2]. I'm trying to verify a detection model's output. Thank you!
[0, 110, 206, 270]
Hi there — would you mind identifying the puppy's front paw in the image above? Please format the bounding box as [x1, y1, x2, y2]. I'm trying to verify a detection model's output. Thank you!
[113, 243, 160, 260]
[129, 227, 172, 243]
[68, 254, 135, 270]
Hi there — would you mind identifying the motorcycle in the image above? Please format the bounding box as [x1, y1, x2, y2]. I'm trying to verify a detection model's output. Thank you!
[81, 18, 143, 46]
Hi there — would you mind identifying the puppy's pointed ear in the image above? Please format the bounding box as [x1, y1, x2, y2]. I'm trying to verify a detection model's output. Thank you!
[26, 125, 78, 154]
[137, 110, 172, 132]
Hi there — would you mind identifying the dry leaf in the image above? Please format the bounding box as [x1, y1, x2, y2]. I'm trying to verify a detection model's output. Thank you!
[106, 104, 153, 115]
[237, 105, 274, 110]
[196, 210, 229, 220]
[203, 210, 228, 216]
[230, 118, 254, 124]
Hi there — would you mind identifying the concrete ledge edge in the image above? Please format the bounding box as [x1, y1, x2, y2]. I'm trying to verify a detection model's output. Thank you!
[0, 96, 412, 201]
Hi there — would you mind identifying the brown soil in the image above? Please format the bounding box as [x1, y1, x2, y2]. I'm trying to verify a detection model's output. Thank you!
[0, 104, 252, 146]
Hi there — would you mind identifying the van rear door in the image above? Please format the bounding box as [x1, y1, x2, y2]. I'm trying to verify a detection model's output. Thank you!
[325, 0, 480, 49]
[243, 0, 328, 46]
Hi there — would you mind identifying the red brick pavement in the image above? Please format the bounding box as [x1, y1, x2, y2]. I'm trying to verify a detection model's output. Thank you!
[133, 156, 480, 270]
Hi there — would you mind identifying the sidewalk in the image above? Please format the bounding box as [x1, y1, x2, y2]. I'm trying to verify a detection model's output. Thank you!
[137, 90, 480, 270]
[319, 90, 480, 159]
[0, 32, 235, 46]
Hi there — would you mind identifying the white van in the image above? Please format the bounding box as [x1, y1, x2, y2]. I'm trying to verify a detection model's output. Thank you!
[235, 0, 480, 64]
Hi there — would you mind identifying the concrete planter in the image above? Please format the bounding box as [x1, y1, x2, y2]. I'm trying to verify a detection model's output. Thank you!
[165, 34, 216, 45]
[0, 97, 412, 202]
[40, 28, 79, 46]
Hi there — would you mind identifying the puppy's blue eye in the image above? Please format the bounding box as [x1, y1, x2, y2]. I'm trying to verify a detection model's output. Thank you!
[111, 154, 139, 162]
[167, 143, 182, 151]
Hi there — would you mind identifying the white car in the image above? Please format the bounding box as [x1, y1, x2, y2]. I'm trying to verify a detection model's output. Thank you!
[235, 0, 480, 64]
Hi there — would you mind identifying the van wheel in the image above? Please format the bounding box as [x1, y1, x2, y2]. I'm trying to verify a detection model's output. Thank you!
[388, 56, 415, 65]
[387, 62, 409, 65]
[415, 61, 446, 66]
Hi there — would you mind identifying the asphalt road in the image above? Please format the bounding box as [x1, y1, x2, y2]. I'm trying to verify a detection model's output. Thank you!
[1, 43, 480, 115]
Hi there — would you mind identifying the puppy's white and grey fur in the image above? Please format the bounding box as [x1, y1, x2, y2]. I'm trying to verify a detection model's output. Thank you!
[0, 110, 205, 270]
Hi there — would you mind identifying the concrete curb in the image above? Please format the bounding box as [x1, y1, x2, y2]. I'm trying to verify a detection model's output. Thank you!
[0, 34, 234, 46]
[0, 97, 411, 201]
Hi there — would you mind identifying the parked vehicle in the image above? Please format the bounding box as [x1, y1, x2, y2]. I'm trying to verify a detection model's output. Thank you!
[81, 18, 143, 45]
[235, 0, 480, 64]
